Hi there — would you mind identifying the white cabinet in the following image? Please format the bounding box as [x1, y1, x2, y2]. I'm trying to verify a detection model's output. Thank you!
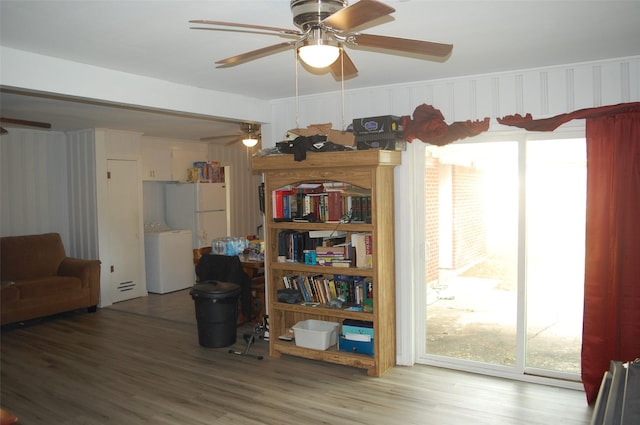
[141, 144, 207, 182]
[142, 146, 173, 181]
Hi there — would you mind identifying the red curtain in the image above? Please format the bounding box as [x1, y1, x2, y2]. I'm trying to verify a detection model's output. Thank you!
[582, 109, 640, 404]
[402, 104, 490, 146]
[498, 103, 640, 404]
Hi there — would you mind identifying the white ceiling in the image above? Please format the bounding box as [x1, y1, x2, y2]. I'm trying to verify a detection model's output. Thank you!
[1, 0, 640, 142]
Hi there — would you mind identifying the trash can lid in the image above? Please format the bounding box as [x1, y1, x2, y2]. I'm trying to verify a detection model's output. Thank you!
[190, 280, 242, 299]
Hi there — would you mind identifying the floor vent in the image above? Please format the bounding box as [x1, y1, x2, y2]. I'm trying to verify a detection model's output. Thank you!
[117, 281, 135, 292]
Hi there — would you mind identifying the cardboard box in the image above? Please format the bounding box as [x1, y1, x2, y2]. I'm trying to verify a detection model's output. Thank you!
[285, 124, 355, 147]
[327, 129, 355, 147]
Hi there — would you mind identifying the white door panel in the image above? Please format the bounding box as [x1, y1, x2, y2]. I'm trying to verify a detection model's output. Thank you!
[107, 159, 143, 303]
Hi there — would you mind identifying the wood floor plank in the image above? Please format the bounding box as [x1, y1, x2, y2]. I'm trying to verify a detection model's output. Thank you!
[1, 292, 593, 425]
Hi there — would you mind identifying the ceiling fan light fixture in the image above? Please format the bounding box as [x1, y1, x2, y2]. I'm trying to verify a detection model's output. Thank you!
[242, 137, 259, 147]
[298, 27, 340, 68]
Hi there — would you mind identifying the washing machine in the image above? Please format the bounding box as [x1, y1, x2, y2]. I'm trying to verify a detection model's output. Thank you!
[144, 228, 194, 294]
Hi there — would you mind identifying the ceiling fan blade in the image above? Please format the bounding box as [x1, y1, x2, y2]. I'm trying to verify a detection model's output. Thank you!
[329, 50, 358, 79]
[190, 20, 302, 36]
[0, 117, 52, 129]
[225, 137, 243, 146]
[190, 27, 300, 41]
[349, 33, 453, 58]
[200, 134, 240, 142]
[216, 41, 297, 66]
[322, 0, 394, 32]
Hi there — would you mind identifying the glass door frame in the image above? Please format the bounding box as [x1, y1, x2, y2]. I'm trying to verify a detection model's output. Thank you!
[412, 126, 585, 390]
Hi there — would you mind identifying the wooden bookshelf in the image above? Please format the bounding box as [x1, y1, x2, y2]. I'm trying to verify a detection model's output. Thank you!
[252, 150, 400, 376]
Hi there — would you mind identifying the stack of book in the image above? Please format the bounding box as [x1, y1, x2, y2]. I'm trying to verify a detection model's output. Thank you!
[315, 244, 353, 268]
[278, 230, 347, 263]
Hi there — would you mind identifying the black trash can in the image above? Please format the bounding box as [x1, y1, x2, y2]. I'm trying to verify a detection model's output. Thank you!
[190, 280, 242, 348]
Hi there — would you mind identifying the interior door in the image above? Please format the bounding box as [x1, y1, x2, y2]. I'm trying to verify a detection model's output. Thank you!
[107, 159, 143, 303]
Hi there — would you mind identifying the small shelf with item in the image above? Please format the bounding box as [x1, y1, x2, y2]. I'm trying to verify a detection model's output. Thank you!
[278, 272, 374, 311]
[272, 338, 376, 370]
[272, 181, 372, 224]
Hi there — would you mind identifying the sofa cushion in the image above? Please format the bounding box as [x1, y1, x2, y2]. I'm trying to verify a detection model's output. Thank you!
[16, 276, 83, 300]
[1, 233, 67, 280]
[0, 284, 20, 304]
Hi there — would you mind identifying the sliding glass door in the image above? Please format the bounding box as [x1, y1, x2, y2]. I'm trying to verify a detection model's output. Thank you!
[524, 138, 585, 377]
[418, 134, 585, 383]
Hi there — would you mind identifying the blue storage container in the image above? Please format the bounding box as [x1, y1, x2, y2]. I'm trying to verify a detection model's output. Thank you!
[339, 335, 374, 356]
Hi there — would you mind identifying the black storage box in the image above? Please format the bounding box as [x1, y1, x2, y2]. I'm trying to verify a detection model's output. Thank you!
[356, 138, 407, 151]
[190, 280, 241, 348]
[352, 115, 403, 136]
[353, 115, 406, 151]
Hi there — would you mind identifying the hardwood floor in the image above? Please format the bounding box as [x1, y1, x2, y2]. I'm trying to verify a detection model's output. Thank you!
[1, 290, 593, 424]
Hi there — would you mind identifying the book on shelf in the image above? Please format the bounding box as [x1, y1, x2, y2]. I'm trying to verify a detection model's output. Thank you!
[272, 187, 292, 219]
[307, 230, 347, 239]
[278, 230, 325, 262]
[351, 233, 373, 268]
[280, 273, 373, 308]
[314, 242, 353, 267]
[326, 191, 343, 222]
[273, 182, 372, 224]
[348, 195, 372, 223]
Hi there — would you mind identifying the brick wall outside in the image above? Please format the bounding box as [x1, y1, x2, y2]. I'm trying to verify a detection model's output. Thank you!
[424, 157, 440, 284]
[451, 165, 487, 269]
[424, 160, 487, 284]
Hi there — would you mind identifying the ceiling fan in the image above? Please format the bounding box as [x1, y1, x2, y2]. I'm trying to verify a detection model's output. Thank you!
[190, 0, 453, 80]
[0, 117, 52, 135]
[201, 122, 262, 147]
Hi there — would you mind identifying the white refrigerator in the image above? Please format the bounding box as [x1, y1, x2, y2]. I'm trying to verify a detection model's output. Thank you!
[144, 229, 194, 293]
[165, 182, 229, 249]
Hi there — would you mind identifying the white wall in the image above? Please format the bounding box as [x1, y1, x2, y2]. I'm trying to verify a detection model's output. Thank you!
[208, 143, 264, 238]
[0, 128, 71, 244]
[266, 56, 640, 144]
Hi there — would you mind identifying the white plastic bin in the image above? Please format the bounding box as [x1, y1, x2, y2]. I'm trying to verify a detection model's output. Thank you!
[292, 319, 339, 350]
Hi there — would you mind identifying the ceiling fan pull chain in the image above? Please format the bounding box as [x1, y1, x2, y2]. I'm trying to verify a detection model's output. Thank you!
[340, 49, 345, 131]
[295, 48, 301, 129]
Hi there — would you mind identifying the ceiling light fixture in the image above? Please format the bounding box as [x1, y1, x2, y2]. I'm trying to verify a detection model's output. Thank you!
[242, 137, 258, 147]
[298, 27, 340, 68]
[241, 123, 259, 147]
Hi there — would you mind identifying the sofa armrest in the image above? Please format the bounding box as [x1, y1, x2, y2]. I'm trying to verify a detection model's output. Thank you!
[58, 257, 101, 305]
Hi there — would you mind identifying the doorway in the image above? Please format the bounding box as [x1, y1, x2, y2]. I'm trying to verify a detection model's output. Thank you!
[418, 136, 586, 383]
